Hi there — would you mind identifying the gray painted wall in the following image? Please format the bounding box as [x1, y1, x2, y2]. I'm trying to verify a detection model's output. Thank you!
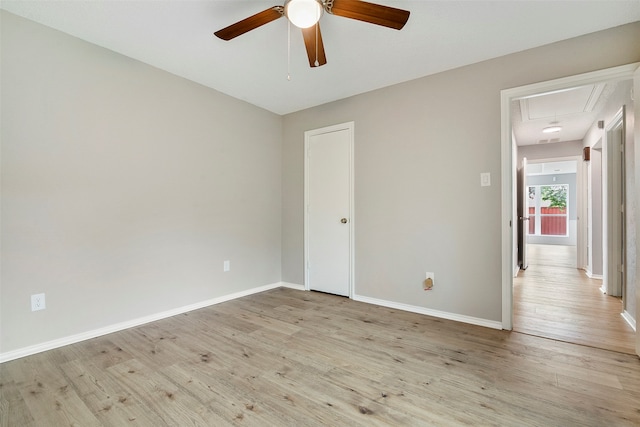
[2, 11, 639, 356]
[282, 22, 640, 323]
[1, 12, 283, 353]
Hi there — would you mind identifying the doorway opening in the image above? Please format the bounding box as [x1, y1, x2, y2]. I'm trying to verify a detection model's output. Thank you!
[500, 63, 639, 355]
[513, 157, 634, 353]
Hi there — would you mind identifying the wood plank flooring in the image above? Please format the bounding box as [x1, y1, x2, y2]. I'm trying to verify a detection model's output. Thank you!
[514, 243, 636, 354]
[2, 287, 640, 426]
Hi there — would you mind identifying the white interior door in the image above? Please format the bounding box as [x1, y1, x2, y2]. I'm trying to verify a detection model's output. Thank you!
[518, 158, 529, 270]
[304, 122, 353, 297]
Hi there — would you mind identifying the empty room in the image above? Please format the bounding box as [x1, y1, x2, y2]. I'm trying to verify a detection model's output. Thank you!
[2, 1, 640, 426]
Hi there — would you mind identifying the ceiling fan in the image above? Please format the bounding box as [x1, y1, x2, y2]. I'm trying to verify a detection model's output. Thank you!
[214, 0, 410, 68]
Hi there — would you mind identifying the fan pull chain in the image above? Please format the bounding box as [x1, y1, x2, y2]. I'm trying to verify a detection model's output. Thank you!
[287, 20, 291, 81]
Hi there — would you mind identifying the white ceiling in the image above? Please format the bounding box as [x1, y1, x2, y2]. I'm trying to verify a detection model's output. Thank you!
[2, 1, 640, 115]
[512, 81, 620, 146]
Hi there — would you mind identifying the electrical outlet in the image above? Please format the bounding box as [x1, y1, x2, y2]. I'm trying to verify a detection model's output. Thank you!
[223, 260, 230, 272]
[424, 272, 435, 291]
[31, 293, 46, 311]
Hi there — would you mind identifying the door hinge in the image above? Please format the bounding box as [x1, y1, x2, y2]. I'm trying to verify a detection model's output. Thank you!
[621, 204, 624, 213]
[619, 264, 624, 273]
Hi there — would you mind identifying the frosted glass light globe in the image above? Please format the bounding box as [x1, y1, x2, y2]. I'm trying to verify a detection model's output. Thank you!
[285, 0, 323, 29]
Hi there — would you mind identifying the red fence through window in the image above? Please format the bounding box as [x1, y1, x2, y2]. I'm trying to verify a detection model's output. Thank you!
[528, 207, 566, 236]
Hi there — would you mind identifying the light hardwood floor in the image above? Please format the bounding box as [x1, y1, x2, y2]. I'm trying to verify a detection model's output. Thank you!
[514, 244, 636, 354]
[2, 287, 640, 426]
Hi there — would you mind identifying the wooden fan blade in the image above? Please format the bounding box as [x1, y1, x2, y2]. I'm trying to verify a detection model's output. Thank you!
[214, 7, 283, 40]
[329, 0, 410, 30]
[301, 23, 327, 68]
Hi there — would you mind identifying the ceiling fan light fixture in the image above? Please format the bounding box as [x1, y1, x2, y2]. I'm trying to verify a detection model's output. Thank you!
[285, 0, 323, 29]
[542, 125, 562, 134]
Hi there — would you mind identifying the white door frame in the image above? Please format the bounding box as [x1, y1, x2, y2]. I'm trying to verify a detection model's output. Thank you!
[304, 121, 355, 297]
[500, 62, 639, 330]
[603, 107, 626, 297]
[578, 157, 588, 271]
[634, 66, 640, 356]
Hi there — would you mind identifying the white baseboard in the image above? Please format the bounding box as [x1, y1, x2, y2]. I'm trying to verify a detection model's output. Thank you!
[1, 282, 502, 363]
[0, 282, 291, 364]
[280, 282, 305, 291]
[621, 311, 637, 332]
[585, 270, 603, 280]
[353, 294, 503, 330]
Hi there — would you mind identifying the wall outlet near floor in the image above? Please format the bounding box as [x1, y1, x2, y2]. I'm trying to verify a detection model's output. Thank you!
[223, 260, 230, 272]
[31, 293, 46, 311]
[424, 272, 435, 291]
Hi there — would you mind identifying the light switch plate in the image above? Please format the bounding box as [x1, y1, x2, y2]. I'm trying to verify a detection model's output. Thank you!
[480, 172, 491, 187]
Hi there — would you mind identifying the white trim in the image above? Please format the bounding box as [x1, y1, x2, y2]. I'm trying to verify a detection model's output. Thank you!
[603, 107, 626, 297]
[304, 121, 355, 298]
[622, 311, 637, 332]
[501, 62, 640, 330]
[578, 158, 588, 270]
[501, 85, 513, 330]
[353, 294, 503, 330]
[0, 282, 291, 363]
[280, 282, 305, 291]
[585, 270, 603, 280]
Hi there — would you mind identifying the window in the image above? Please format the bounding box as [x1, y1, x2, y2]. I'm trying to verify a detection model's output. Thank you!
[527, 184, 568, 236]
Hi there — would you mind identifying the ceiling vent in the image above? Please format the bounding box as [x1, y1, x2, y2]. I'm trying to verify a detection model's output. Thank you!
[537, 138, 561, 144]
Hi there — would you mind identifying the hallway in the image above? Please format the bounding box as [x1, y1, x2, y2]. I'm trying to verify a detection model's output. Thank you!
[514, 244, 635, 354]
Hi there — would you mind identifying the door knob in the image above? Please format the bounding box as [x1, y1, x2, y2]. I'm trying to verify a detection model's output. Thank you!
[341, 218, 348, 224]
